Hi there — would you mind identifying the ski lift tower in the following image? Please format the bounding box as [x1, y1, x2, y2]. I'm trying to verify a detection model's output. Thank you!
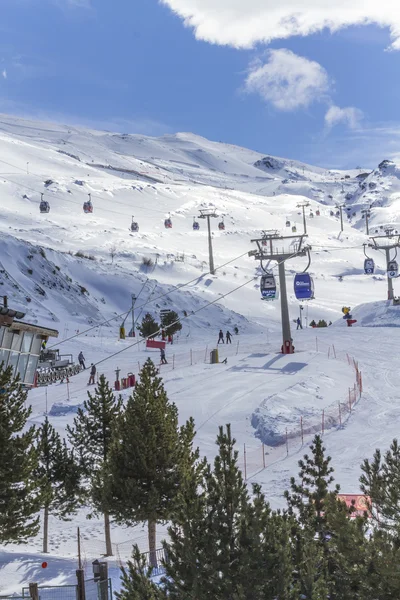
[297, 201, 310, 234]
[369, 227, 400, 300]
[361, 207, 371, 235]
[198, 209, 218, 275]
[335, 203, 346, 232]
[249, 232, 311, 354]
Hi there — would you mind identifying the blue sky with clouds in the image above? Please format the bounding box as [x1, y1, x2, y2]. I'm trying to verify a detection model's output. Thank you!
[2, 0, 400, 167]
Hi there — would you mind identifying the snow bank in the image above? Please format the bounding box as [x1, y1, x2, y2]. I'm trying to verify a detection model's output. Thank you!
[347, 299, 400, 327]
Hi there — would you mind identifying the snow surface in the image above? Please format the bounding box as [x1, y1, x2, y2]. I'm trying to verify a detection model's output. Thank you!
[1, 114, 400, 594]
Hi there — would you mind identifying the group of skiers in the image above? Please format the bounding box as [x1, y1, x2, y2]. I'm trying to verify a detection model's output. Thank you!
[217, 330, 232, 344]
[78, 351, 96, 385]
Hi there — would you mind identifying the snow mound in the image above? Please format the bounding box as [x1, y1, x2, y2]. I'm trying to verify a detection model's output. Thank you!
[347, 300, 400, 327]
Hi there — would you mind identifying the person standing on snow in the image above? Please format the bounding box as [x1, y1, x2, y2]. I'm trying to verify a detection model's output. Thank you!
[88, 363, 96, 385]
[160, 348, 168, 364]
[226, 331, 232, 344]
[296, 317, 303, 330]
[218, 329, 224, 344]
[78, 351, 86, 369]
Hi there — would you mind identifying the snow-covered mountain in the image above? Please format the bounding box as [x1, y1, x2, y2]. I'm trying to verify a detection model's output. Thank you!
[3, 114, 400, 594]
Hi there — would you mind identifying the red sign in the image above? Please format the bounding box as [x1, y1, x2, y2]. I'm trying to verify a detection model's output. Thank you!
[146, 339, 166, 350]
[337, 494, 371, 517]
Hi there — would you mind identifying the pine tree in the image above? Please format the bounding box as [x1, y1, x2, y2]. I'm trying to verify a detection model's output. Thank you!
[67, 374, 123, 555]
[138, 313, 160, 339]
[36, 416, 81, 553]
[285, 435, 339, 541]
[360, 439, 400, 539]
[160, 310, 182, 338]
[103, 359, 195, 565]
[0, 365, 42, 544]
[117, 545, 166, 600]
[162, 425, 282, 600]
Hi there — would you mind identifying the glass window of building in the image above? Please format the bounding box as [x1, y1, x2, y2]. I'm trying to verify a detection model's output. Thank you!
[7, 351, 19, 376]
[21, 332, 34, 354]
[2, 328, 13, 349]
[16, 353, 29, 382]
[11, 332, 23, 352]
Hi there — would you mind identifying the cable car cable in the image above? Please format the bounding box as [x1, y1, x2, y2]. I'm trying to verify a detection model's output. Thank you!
[48, 249, 251, 349]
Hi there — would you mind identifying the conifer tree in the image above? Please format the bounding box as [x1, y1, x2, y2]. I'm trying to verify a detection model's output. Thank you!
[162, 425, 282, 600]
[160, 310, 182, 338]
[117, 546, 165, 600]
[67, 374, 123, 556]
[285, 435, 339, 541]
[0, 365, 42, 544]
[36, 416, 81, 553]
[360, 439, 400, 538]
[137, 313, 159, 339]
[103, 359, 196, 565]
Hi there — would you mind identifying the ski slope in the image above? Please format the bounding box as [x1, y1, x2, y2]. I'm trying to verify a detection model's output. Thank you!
[1, 114, 400, 594]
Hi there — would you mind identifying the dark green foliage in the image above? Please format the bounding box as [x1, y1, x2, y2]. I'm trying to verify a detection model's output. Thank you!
[0, 365, 42, 544]
[37, 417, 81, 518]
[360, 439, 400, 537]
[117, 545, 165, 600]
[103, 359, 195, 557]
[160, 310, 182, 337]
[138, 313, 160, 339]
[36, 417, 81, 552]
[67, 374, 123, 555]
[161, 425, 291, 600]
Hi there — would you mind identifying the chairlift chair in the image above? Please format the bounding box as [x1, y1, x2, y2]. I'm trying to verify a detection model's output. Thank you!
[83, 194, 93, 214]
[39, 195, 50, 214]
[294, 249, 314, 300]
[260, 273, 277, 301]
[363, 245, 375, 274]
[131, 216, 139, 232]
[388, 260, 399, 279]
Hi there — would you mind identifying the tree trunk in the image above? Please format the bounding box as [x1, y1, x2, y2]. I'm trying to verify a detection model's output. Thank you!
[104, 511, 113, 556]
[43, 505, 49, 554]
[148, 519, 157, 568]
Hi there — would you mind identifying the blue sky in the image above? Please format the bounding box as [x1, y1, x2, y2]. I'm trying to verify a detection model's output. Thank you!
[2, 0, 400, 168]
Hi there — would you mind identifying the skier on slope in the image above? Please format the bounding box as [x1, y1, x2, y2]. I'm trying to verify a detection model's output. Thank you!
[78, 351, 86, 369]
[226, 330, 232, 344]
[296, 317, 303, 330]
[160, 347, 168, 364]
[218, 329, 224, 344]
[88, 363, 96, 385]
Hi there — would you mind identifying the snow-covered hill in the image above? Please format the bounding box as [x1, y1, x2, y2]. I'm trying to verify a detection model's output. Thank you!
[3, 114, 400, 594]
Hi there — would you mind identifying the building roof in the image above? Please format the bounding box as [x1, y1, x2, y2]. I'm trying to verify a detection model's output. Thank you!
[9, 320, 59, 338]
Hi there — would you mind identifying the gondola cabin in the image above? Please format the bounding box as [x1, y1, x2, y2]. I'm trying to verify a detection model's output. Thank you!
[294, 273, 314, 300]
[309, 212, 314, 219]
[292, 225, 297, 233]
[83, 200, 93, 214]
[388, 260, 399, 279]
[316, 209, 320, 216]
[364, 258, 375, 275]
[40, 200, 50, 214]
[330, 210, 334, 216]
[164, 218, 172, 229]
[286, 220, 291, 227]
[260, 274, 277, 300]
[131, 219, 139, 232]
[193, 219, 200, 231]
[218, 221, 225, 231]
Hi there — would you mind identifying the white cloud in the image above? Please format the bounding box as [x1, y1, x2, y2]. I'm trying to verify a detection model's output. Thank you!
[325, 105, 363, 130]
[159, 0, 400, 49]
[244, 49, 329, 111]
[2, 70, 6, 80]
